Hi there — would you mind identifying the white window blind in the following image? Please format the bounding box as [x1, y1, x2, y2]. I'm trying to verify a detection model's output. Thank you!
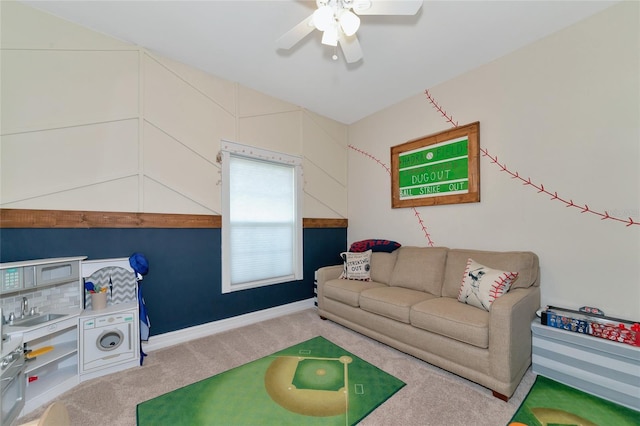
[221, 141, 303, 293]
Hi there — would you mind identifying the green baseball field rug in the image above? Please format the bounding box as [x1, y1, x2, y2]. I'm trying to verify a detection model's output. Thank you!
[136, 336, 405, 425]
[509, 375, 640, 426]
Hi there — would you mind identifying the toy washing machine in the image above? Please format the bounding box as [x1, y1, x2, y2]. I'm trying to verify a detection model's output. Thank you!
[80, 258, 140, 381]
[80, 303, 139, 380]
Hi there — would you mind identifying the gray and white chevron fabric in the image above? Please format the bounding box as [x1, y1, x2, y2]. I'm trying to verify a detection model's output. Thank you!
[85, 266, 137, 309]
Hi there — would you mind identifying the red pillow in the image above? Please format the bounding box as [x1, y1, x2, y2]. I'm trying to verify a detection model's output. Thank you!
[349, 239, 401, 253]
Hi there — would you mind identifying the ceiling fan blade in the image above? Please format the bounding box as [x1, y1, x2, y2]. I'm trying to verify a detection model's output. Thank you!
[276, 15, 315, 50]
[354, 0, 423, 16]
[338, 34, 363, 63]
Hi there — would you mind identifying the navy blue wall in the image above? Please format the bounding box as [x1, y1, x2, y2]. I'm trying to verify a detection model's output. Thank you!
[0, 227, 345, 336]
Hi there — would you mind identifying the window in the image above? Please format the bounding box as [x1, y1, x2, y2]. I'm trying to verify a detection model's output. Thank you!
[220, 141, 303, 293]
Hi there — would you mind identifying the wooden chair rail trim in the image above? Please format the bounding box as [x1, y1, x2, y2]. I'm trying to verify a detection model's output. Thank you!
[0, 209, 347, 229]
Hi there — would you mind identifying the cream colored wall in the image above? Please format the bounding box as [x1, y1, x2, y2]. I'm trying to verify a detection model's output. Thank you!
[3, 2, 638, 318]
[0, 1, 347, 218]
[348, 2, 640, 319]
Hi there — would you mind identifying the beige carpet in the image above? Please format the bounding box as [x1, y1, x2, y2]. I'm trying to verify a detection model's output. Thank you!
[16, 308, 534, 426]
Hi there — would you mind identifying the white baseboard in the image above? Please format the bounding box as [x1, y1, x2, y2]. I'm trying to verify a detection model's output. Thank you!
[141, 298, 315, 353]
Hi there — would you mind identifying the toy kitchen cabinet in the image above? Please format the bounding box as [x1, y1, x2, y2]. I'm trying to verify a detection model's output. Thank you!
[1, 256, 85, 415]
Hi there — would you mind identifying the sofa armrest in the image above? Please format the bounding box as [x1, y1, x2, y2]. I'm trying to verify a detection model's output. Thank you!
[316, 265, 343, 310]
[488, 286, 541, 385]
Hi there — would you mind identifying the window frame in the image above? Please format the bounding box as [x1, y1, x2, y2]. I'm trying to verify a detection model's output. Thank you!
[220, 140, 303, 294]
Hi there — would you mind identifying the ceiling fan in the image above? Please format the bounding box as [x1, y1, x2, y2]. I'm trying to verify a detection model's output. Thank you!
[276, 0, 423, 63]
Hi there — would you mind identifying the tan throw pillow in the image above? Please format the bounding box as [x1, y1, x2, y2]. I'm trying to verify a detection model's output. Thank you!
[340, 250, 372, 281]
[457, 258, 518, 311]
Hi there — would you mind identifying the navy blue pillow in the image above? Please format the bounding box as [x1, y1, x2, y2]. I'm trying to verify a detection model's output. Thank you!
[349, 239, 401, 253]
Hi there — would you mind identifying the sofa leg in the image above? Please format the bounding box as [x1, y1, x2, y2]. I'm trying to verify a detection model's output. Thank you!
[492, 391, 509, 402]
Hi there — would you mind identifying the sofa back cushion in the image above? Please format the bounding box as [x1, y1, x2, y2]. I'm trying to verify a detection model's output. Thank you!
[370, 251, 399, 284]
[388, 247, 449, 296]
[442, 249, 540, 298]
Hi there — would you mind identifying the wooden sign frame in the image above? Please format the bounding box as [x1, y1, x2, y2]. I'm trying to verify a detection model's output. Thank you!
[391, 122, 480, 208]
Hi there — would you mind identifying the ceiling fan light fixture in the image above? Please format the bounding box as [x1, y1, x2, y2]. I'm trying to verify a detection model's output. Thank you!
[312, 5, 334, 32]
[338, 10, 360, 36]
[321, 25, 339, 46]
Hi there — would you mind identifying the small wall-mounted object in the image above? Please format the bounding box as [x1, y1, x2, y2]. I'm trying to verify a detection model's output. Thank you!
[391, 121, 480, 208]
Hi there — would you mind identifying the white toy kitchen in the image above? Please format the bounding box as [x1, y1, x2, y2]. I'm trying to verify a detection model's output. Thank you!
[0, 256, 140, 425]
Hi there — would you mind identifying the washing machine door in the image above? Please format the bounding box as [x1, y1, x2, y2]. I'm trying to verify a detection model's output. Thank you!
[97, 330, 124, 351]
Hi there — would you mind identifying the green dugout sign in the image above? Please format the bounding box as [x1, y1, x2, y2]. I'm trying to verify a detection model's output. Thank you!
[391, 122, 480, 208]
[398, 137, 469, 199]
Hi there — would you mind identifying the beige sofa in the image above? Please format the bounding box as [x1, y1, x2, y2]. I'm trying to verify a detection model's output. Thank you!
[315, 246, 540, 400]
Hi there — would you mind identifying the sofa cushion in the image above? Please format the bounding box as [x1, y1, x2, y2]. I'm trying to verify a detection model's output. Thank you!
[457, 258, 518, 311]
[360, 287, 436, 323]
[324, 278, 387, 307]
[410, 297, 490, 348]
[388, 247, 448, 296]
[339, 250, 372, 281]
[370, 251, 399, 284]
[441, 249, 539, 298]
[349, 239, 401, 253]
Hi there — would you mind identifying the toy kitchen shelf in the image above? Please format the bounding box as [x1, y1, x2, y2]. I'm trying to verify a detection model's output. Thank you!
[22, 315, 81, 413]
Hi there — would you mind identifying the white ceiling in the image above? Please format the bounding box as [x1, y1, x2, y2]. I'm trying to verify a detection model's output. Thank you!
[23, 0, 618, 124]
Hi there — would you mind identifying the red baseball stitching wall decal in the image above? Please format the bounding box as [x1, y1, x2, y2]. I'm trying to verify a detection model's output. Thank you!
[480, 149, 637, 227]
[347, 144, 391, 175]
[348, 144, 435, 246]
[423, 90, 638, 227]
[424, 90, 458, 127]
